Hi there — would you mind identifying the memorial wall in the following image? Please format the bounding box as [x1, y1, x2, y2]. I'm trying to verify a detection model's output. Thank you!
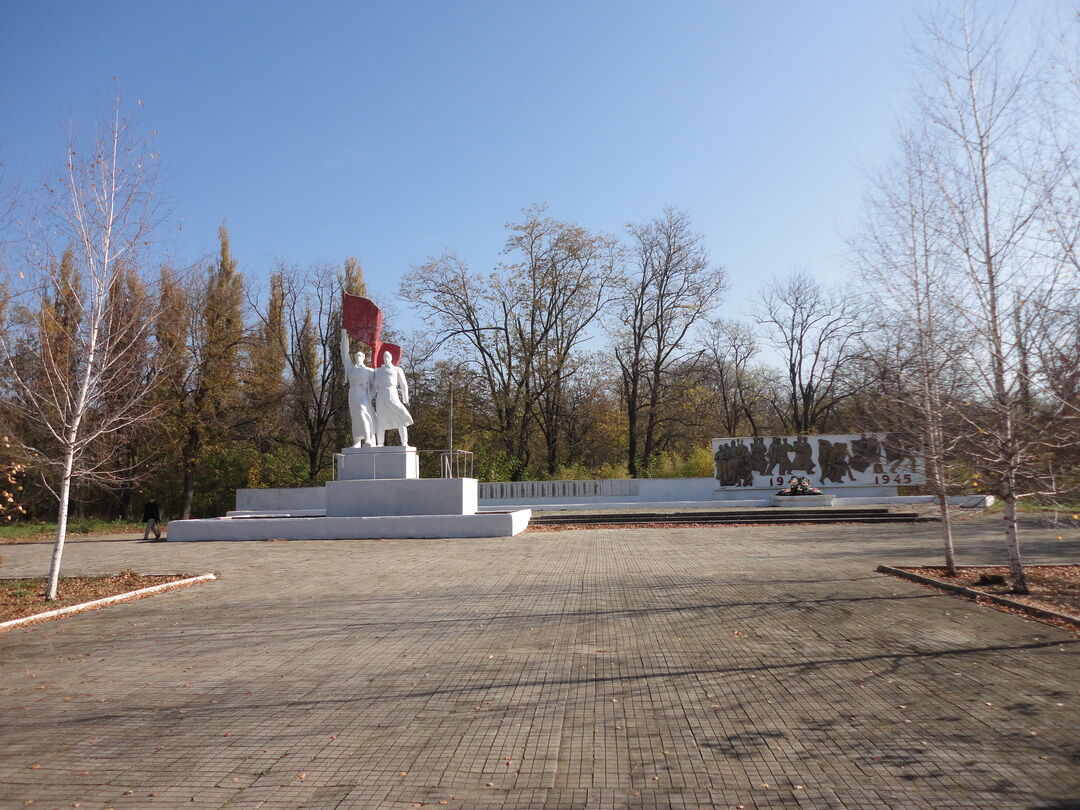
[712, 433, 924, 490]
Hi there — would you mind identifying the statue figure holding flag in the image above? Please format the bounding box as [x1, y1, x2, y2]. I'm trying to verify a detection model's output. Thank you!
[339, 328, 376, 447]
[340, 293, 413, 447]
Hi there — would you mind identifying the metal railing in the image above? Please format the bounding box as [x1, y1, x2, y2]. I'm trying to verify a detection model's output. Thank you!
[432, 449, 474, 479]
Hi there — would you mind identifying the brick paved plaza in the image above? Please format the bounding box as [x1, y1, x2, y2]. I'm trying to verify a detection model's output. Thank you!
[1, 516, 1077, 809]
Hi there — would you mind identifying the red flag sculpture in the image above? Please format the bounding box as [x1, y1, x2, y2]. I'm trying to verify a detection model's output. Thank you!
[342, 293, 401, 367]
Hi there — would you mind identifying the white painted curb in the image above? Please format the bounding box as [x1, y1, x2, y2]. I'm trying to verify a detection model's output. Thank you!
[0, 573, 217, 632]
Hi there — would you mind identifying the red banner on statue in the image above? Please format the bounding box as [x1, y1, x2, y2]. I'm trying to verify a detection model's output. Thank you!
[342, 293, 401, 367]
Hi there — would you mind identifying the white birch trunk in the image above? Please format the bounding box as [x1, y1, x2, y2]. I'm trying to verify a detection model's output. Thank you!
[936, 490, 956, 574]
[45, 449, 75, 600]
[1002, 488, 1028, 593]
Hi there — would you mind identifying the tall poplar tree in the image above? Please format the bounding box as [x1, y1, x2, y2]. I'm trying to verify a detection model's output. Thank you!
[246, 271, 286, 451]
[179, 224, 244, 518]
[100, 260, 154, 520]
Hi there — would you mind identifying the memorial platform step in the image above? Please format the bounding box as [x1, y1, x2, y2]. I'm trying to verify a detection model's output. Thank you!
[167, 509, 531, 541]
[530, 507, 928, 526]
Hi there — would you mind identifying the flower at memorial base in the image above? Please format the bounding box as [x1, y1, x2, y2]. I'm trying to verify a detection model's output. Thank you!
[776, 479, 823, 496]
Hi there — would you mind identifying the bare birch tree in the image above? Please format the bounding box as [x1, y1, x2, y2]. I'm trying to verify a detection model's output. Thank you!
[853, 128, 970, 574]
[912, 3, 1075, 593]
[0, 100, 165, 599]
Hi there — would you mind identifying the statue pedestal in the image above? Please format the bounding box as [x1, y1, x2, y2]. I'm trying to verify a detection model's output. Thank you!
[326, 477, 477, 516]
[338, 446, 418, 480]
[166, 444, 531, 542]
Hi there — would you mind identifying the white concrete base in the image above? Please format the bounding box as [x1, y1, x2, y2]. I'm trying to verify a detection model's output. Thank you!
[338, 445, 418, 480]
[174, 451, 526, 542]
[773, 493, 835, 507]
[166, 510, 530, 542]
[325, 477, 477, 516]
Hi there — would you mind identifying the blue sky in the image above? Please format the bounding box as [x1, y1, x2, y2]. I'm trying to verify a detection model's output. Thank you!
[3, 1, 946, 322]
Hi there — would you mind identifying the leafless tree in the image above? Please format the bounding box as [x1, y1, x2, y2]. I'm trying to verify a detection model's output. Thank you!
[755, 269, 865, 434]
[403, 207, 619, 480]
[912, 3, 1076, 592]
[1031, 10, 1080, 440]
[613, 208, 728, 477]
[852, 127, 976, 573]
[270, 261, 349, 482]
[701, 318, 779, 437]
[0, 161, 18, 254]
[0, 100, 165, 600]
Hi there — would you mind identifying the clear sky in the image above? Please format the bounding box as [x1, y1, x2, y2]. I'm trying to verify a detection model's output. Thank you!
[2, 1, 960, 322]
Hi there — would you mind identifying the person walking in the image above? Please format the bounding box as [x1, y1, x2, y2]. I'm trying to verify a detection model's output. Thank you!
[142, 498, 162, 541]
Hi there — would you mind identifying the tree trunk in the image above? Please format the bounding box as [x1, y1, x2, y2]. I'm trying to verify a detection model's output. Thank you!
[45, 448, 76, 601]
[118, 484, 132, 522]
[181, 461, 195, 520]
[180, 424, 200, 519]
[937, 491, 957, 576]
[1002, 490, 1028, 593]
[927, 431, 957, 575]
[545, 427, 558, 476]
[641, 402, 657, 475]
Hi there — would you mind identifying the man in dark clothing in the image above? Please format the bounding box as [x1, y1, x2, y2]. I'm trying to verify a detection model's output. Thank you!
[142, 499, 162, 541]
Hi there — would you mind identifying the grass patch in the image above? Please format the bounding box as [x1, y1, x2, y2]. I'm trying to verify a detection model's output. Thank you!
[0, 519, 143, 544]
[0, 571, 192, 623]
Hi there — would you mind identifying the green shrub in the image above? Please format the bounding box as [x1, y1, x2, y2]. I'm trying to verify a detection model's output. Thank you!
[646, 447, 714, 478]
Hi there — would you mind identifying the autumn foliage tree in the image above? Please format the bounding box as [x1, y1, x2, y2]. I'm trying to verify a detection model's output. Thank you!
[403, 207, 620, 480]
[613, 208, 727, 477]
[172, 225, 246, 518]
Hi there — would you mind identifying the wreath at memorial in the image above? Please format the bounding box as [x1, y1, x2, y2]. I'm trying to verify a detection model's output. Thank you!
[777, 476, 823, 496]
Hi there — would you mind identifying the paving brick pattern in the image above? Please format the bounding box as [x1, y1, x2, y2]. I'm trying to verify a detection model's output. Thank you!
[1, 516, 1077, 809]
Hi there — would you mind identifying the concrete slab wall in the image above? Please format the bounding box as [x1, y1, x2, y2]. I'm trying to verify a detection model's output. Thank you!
[478, 477, 903, 507]
[236, 487, 326, 512]
[477, 474, 994, 512]
[325, 477, 478, 516]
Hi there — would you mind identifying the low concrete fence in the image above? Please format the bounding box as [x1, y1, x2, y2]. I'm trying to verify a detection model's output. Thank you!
[476, 477, 992, 510]
[479, 479, 639, 501]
